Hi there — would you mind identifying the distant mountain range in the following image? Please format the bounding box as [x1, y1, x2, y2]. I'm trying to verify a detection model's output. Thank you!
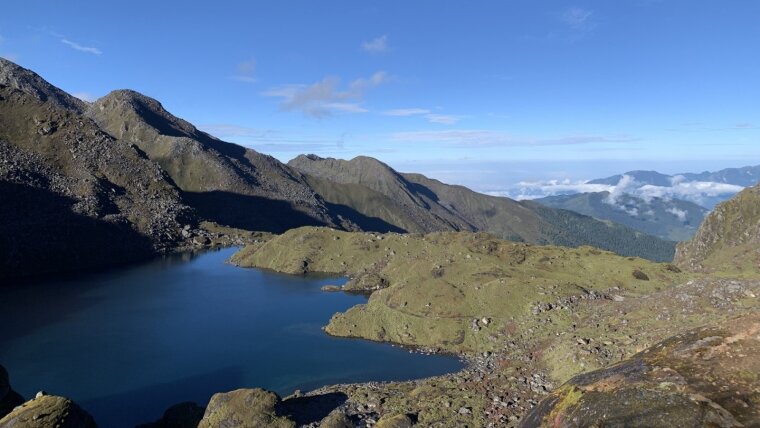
[535, 191, 708, 241]
[508, 166, 756, 211]
[591, 166, 760, 188]
[0, 58, 679, 281]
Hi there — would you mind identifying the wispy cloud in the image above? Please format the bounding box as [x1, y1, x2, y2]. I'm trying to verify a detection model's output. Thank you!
[262, 71, 388, 118]
[391, 130, 638, 147]
[382, 108, 431, 116]
[561, 7, 594, 30]
[61, 38, 102, 55]
[72, 92, 98, 102]
[425, 114, 461, 125]
[362, 35, 389, 53]
[231, 59, 257, 83]
[381, 108, 461, 124]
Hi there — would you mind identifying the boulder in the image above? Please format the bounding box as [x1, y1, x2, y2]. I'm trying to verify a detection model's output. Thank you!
[198, 388, 295, 428]
[521, 314, 760, 427]
[318, 410, 353, 428]
[0, 394, 97, 427]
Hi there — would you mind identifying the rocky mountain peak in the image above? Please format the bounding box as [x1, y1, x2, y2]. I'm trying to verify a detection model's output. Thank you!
[675, 182, 760, 272]
[0, 58, 86, 112]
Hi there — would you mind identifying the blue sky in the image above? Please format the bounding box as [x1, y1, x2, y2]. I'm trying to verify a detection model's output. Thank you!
[1, 1, 758, 191]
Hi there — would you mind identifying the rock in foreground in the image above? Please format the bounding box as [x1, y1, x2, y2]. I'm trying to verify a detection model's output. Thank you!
[198, 388, 295, 428]
[0, 394, 97, 428]
[521, 314, 760, 427]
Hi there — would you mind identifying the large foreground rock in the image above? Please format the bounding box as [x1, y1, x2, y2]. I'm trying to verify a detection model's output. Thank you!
[521, 314, 760, 427]
[0, 394, 97, 427]
[198, 388, 295, 428]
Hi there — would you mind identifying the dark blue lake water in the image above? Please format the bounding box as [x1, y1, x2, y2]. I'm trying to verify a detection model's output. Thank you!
[0, 248, 462, 427]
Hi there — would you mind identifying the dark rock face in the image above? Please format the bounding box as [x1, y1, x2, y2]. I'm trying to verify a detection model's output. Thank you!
[521, 314, 760, 427]
[198, 389, 296, 428]
[0, 395, 98, 428]
[0, 365, 24, 419]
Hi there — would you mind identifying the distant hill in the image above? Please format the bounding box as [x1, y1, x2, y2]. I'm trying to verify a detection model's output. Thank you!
[675, 181, 760, 273]
[535, 191, 707, 241]
[290, 155, 677, 261]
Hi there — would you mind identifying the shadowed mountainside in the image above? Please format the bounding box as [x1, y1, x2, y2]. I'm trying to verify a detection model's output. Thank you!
[0, 58, 194, 282]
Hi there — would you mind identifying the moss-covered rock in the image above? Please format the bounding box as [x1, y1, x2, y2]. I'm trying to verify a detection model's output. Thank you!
[522, 314, 760, 427]
[198, 388, 295, 428]
[0, 394, 97, 428]
[376, 413, 414, 428]
[318, 410, 353, 428]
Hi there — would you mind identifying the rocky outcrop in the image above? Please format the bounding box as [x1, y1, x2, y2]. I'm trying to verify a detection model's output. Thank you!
[521, 314, 760, 427]
[198, 389, 295, 428]
[0, 365, 24, 419]
[0, 394, 97, 428]
[675, 182, 760, 272]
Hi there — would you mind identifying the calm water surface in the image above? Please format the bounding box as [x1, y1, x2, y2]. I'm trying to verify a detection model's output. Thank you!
[0, 248, 462, 427]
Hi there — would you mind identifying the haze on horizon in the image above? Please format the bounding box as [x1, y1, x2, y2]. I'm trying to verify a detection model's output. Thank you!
[1, 0, 758, 193]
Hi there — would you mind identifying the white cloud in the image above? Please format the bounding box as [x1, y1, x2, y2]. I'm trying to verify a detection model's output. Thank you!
[362, 35, 389, 53]
[562, 7, 594, 30]
[263, 71, 387, 118]
[382, 108, 431, 116]
[61, 39, 102, 55]
[232, 59, 256, 83]
[72, 92, 97, 102]
[491, 174, 744, 206]
[391, 130, 638, 147]
[667, 207, 688, 222]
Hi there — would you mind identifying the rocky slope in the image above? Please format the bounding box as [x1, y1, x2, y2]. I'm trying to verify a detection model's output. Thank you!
[87, 90, 341, 233]
[290, 155, 676, 262]
[0, 58, 195, 282]
[535, 191, 707, 241]
[675, 182, 760, 273]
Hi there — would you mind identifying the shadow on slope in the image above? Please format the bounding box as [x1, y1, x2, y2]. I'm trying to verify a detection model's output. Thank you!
[0, 182, 155, 284]
[184, 191, 328, 233]
[277, 392, 349, 426]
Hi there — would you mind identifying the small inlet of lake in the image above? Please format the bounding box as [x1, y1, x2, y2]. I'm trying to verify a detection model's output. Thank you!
[0, 247, 463, 427]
